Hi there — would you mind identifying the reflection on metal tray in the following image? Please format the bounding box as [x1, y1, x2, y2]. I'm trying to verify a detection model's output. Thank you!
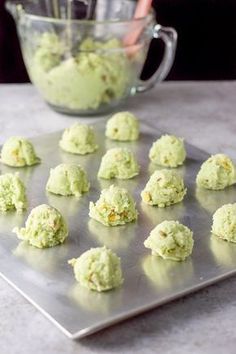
[0, 120, 236, 339]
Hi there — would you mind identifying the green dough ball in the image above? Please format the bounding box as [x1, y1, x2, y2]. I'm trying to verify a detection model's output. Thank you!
[141, 169, 187, 207]
[212, 203, 236, 242]
[149, 135, 186, 167]
[13, 204, 68, 248]
[105, 111, 139, 141]
[68, 246, 123, 292]
[0, 173, 27, 212]
[1, 137, 40, 167]
[89, 184, 138, 226]
[46, 163, 90, 197]
[59, 123, 98, 155]
[144, 220, 194, 261]
[29, 35, 130, 111]
[196, 154, 236, 190]
[98, 147, 139, 179]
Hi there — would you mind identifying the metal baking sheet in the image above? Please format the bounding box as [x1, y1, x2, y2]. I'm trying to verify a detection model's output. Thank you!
[0, 120, 236, 339]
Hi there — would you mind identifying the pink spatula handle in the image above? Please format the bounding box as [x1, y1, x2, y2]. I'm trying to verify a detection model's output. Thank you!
[123, 0, 152, 48]
[134, 0, 153, 19]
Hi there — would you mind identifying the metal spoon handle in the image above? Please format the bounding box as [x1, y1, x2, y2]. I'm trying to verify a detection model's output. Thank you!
[52, 0, 61, 18]
[86, 0, 97, 20]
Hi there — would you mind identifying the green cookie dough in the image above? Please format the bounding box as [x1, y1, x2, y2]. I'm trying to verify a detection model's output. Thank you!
[141, 169, 186, 207]
[149, 134, 186, 168]
[1, 137, 40, 167]
[98, 148, 139, 179]
[29, 34, 131, 111]
[196, 154, 236, 190]
[0, 173, 27, 212]
[68, 246, 123, 292]
[13, 204, 68, 248]
[212, 203, 236, 242]
[59, 123, 98, 155]
[89, 184, 138, 226]
[46, 163, 90, 197]
[144, 220, 194, 261]
[33, 32, 63, 72]
[105, 111, 140, 141]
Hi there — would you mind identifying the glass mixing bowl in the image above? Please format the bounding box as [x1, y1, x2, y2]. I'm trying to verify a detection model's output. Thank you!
[7, 0, 177, 116]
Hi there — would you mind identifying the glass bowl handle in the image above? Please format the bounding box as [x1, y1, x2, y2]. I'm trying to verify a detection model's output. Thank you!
[134, 24, 177, 93]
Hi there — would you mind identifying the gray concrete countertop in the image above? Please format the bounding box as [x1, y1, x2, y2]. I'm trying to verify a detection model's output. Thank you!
[1, 82, 236, 354]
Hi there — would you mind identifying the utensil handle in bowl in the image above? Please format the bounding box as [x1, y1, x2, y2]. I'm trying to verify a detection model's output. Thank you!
[135, 24, 177, 93]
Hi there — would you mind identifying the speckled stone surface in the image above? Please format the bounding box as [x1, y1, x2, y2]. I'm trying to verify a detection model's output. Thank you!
[1, 82, 236, 354]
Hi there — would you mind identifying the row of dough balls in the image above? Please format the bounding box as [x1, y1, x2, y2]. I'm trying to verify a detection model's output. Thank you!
[0, 117, 184, 168]
[0, 151, 234, 216]
[12, 199, 236, 292]
[0, 148, 235, 214]
[0, 121, 185, 170]
[0, 110, 235, 191]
